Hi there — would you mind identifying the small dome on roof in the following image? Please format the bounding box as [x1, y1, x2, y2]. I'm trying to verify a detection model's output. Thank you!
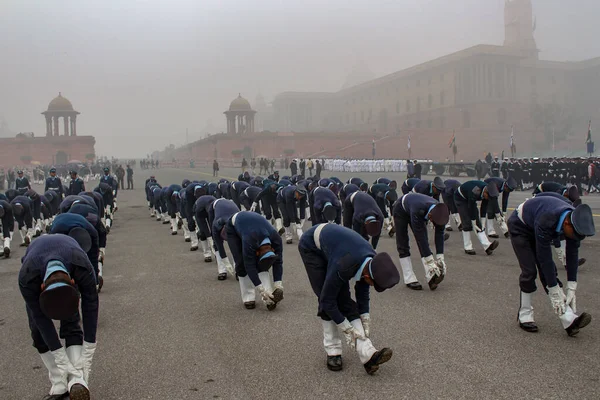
[229, 94, 252, 111]
[47, 92, 75, 112]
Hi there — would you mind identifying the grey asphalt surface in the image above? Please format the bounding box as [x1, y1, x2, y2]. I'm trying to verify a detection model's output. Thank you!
[1, 166, 600, 400]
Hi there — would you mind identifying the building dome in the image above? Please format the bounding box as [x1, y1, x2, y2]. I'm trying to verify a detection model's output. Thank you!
[229, 94, 252, 111]
[47, 92, 74, 112]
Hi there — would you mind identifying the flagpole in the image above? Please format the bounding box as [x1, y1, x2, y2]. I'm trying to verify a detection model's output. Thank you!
[552, 128, 555, 156]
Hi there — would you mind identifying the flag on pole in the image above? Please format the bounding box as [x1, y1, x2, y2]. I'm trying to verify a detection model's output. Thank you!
[448, 130, 455, 148]
[407, 134, 411, 150]
[585, 120, 592, 144]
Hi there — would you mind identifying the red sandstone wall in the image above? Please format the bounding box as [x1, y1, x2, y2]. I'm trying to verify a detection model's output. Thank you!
[0, 136, 96, 167]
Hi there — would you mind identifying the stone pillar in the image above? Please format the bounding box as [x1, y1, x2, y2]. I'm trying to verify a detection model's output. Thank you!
[64, 116, 69, 136]
[53, 116, 60, 136]
[72, 115, 77, 136]
[45, 116, 52, 136]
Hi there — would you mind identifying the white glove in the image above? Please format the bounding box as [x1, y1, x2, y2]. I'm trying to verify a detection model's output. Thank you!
[338, 319, 366, 349]
[250, 202, 258, 212]
[435, 254, 447, 275]
[274, 281, 283, 291]
[360, 313, 371, 338]
[472, 220, 483, 233]
[565, 281, 577, 313]
[495, 213, 506, 224]
[99, 247, 106, 262]
[422, 255, 441, 279]
[112, 190, 116, 196]
[81, 341, 96, 382]
[256, 284, 274, 305]
[547, 284, 567, 316]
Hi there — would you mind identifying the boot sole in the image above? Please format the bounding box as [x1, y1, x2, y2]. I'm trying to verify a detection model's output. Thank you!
[567, 313, 592, 337]
[69, 384, 90, 400]
[365, 348, 393, 375]
[272, 288, 284, 304]
[486, 240, 499, 255]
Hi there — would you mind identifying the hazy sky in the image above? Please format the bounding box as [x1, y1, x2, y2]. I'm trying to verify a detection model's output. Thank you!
[1, 0, 599, 157]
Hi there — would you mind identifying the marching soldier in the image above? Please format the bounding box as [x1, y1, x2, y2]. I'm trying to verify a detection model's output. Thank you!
[368, 183, 398, 236]
[223, 211, 284, 310]
[192, 195, 217, 263]
[510, 195, 594, 336]
[165, 184, 183, 235]
[239, 186, 263, 212]
[19, 234, 98, 400]
[533, 182, 580, 204]
[67, 170, 86, 196]
[454, 180, 500, 255]
[441, 179, 461, 231]
[44, 167, 65, 200]
[491, 157, 500, 177]
[393, 193, 450, 290]
[298, 223, 399, 374]
[230, 180, 250, 209]
[339, 183, 360, 204]
[253, 180, 285, 234]
[401, 178, 421, 195]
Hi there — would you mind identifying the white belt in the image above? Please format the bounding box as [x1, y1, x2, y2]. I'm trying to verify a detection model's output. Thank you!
[231, 211, 241, 226]
[314, 223, 327, 250]
[457, 186, 466, 199]
[401, 193, 410, 211]
[212, 198, 225, 210]
[516, 202, 525, 223]
[349, 191, 358, 203]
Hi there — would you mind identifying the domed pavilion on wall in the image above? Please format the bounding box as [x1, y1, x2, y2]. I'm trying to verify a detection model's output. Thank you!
[0, 93, 96, 166]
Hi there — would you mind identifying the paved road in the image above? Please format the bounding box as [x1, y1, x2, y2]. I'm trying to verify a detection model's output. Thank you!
[1, 167, 599, 399]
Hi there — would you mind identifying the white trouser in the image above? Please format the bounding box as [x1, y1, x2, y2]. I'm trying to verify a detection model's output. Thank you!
[3, 237, 9, 250]
[285, 226, 293, 241]
[399, 257, 418, 284]
[182, 223, 191, 240]
[322, 320, 343, 356]
[39, 352, 68, 395]
[65, 345, 88, 390]
[518, 291, 535, 323]
[258, 271, 273, 292]
[275, 218, 283, 233]
[170, 218, 177, 233]
[190, 232, 199, 248]
[495, 213, 509, 235]
[476, 231, 491, 249]
[216, 253, 228, 274]
[558, 305, 578, 329]
[239, 275, 255, 303]
[207, 237, 216, 256]
[462, 231, 473, 251]
[294, 223, 303, 240]
[351, 319, 377, 364]
[200, 240, 212, 259]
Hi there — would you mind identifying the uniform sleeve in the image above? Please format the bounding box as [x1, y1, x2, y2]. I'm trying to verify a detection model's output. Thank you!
[502, 191, 509, 213]
[242, 240, 261, 286]
[19, 283, 63, 351]
[534, 225, 558, 288]
[354, 280, 370, 315]
[343, 200, 353, 228]
[299, 197, 306, 220]
[565, 238, 580, 282]
[411, 215, 432, 257]
[44, 179, 49, 192]
[434, 224, 445, 255]
[71, 256, 100, 344]
[271, 233, 283, 282]
[2, 212, 14, 237]
[319, 270, 346, 324]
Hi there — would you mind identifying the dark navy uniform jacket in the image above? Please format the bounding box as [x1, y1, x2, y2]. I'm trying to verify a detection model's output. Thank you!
[194, 195, 216, 239]
[101, 174, 117, 194]
[349, 177, 366, 188]
[239, 186, 262, 211]
[26, 191, 42, 221]
[393, 193, 444, 257]
[44, 191, 61, 216]
[513, 196, 580, 285]
[145, 179, 158, 201]
[442, 179, 461, 197]
[277, 185, 307, 221]
[310, 186, 341, 225]
[15, 176, 31, 195]
[18, 235, 98, 351]
[67, 177, 86, 196]
[230, 181, 250, 195]
[45, 176, 64, 199]
[485, 177, 511, 212]
[368, 183, 396, 218]
[0, 200, 14, 238]
[69, 202, 107, 249]
[216, 182, 231, 199]
[401, 178, 421, 195]
[210, 199, 240, 258]
[339, 183, 360, 204]
[229, 211, 283, 286]
[374, 177, 392, 185]
[455, 180, 487, 204]
[318, 178, 337, 191]
[412, 180, 440, 200]
[533, 181, 566, 196]
[40, 195, 52, 220]
[81, 192, 105, 219]
[10, 195, 33, 228]
[267, 173, 280, 182]
[50, 213, 100, 276]
[165, 184, 183, 216]
[299, 224, 374, 324]
[343, 192, 384, 233]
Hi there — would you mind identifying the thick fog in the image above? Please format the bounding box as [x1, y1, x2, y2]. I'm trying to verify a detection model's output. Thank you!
[1, 0, 599, 158]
